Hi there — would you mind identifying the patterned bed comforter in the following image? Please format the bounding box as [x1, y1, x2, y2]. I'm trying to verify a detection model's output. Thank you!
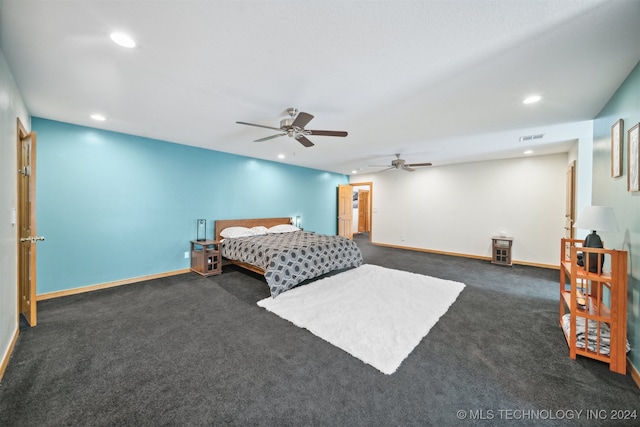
[221, 231, 363, 297]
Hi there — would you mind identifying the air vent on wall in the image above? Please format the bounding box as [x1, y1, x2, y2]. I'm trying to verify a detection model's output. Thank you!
[519, 134, 544, 142]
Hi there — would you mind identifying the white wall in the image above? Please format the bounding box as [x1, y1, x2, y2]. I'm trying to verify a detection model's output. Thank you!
[566, 135, 596, 242]
[573, 131, 595, 241]
[356, 153, 569, 266]
[0, 48, 30, 373]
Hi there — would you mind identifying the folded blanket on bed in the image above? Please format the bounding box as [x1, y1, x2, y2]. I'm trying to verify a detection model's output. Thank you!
[561, 313, 629, 355]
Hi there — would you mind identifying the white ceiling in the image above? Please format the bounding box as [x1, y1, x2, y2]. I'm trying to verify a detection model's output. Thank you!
[2, 0, 639, 175]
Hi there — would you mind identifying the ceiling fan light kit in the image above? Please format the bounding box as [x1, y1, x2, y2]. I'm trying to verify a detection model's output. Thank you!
[236, 107, 348, 147]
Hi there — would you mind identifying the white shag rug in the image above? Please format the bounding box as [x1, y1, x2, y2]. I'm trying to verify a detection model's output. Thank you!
[257, 264, 465, 375]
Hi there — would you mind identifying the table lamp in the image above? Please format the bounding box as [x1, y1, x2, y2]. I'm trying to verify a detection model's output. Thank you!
[573, 205, 619, 240]
[196, 219, 206, 241]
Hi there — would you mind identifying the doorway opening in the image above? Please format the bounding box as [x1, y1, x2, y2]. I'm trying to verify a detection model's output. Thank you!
[350, 181, 372, 242]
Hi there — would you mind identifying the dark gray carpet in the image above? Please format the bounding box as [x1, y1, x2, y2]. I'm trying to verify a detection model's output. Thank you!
[1, 234, 639, 426]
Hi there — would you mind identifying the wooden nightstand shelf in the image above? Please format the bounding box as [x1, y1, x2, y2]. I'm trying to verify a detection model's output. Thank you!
[491, 236, 513, 266]
[190, 240, 222, 277]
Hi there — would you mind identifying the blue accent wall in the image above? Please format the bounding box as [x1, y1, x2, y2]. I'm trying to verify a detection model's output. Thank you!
[592, 61, 640, 372]
[33, 118, 348, 295]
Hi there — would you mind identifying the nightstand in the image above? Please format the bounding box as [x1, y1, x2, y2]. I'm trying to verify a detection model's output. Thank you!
[491, 236, 513, 266]
[190, 240, 222, 276]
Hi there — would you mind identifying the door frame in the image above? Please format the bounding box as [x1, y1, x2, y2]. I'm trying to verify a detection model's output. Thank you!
[565, 161, 576, 239]
[349, 181, 373, 242]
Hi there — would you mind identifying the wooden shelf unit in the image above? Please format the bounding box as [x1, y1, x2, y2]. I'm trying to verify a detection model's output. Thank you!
[559, 238, 627, 374]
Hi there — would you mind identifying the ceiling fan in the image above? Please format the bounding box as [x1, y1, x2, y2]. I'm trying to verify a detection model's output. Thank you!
[370, 154, 432, 172]
[236, 107, 348, 147]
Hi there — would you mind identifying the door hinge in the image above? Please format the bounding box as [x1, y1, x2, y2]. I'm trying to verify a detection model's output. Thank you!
[20, 236, 45, 243]
[19, 166, 31, 176]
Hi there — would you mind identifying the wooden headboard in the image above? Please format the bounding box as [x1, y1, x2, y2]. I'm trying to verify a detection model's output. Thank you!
[214, 217, 292, 241]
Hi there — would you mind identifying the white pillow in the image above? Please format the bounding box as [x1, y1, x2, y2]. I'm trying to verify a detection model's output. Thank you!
[220, 226, 256, 239]
[267, 224, 300, 234]
[251, 226, 268, 235]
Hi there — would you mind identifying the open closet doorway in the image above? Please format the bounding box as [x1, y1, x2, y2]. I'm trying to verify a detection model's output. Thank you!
[350, 181, 372, 241]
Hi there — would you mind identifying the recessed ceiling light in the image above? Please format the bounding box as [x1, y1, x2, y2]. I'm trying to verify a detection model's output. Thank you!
[523, 95, 542, 104]
[351, 170, 358, 174]
[524, 150, 534, 155]
[91, 114, 106, 121]
[278, 154, 285, 159]
[110, 32, 136, 48]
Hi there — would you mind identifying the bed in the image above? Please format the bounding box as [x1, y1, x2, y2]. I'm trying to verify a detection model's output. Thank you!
[214, 217, 363, 297]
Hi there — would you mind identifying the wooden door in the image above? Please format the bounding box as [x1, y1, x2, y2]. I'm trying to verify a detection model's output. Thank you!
[17, 119, 39, 327]
[337, 185, 353, 239]
[357, 190, 369, 233]
[565, 161, 576, 239]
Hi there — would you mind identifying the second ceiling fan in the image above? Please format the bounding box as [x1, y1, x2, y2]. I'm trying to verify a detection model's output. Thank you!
[236, 107, 348, 147]
[370, 154, 432, 172]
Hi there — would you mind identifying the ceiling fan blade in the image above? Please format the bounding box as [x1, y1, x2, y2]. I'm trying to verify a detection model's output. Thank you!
[291, 112, 314, 129]
[254, 133, 286, 142]
[403, 166, 416, 172]
[295, 135, 315, 147]
[236, 121, 283, 131]
[406, 162, 432, 167]
[307, 130, 348, 137]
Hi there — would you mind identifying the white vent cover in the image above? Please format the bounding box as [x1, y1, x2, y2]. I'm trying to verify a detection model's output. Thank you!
[519, 134, 545, 142]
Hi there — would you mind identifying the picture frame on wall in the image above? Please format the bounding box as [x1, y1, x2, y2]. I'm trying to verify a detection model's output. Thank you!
[628, 123, 640, 192]
[611, 119, 623, 178]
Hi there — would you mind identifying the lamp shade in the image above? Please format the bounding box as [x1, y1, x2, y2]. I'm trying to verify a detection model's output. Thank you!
[573, 206, 619, 232]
